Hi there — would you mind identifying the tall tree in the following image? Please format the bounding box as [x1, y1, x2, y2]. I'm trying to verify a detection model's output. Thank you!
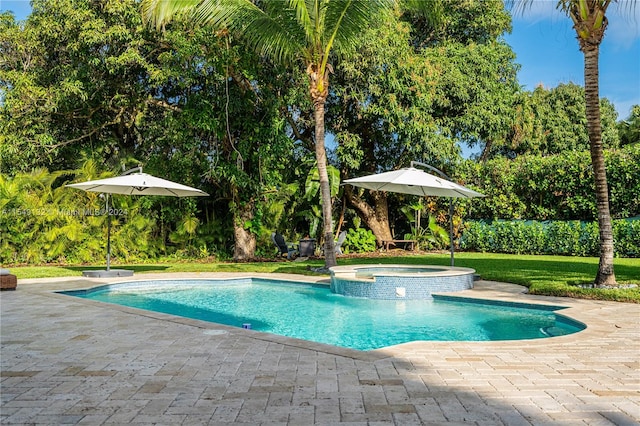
[1, 0, 294, 260]
[0, 0, 158, 173]
[491, 83, 620, 158]
[514, 0, 632, 286]
[329, 11, 439, 245]
[330, 1, 517, 244]
[141, 0, 395, 268]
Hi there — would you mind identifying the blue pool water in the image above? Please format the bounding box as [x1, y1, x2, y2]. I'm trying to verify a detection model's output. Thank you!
[62, 278, 585, 351]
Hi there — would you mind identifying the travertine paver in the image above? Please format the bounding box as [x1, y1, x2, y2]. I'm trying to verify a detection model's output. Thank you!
[1, 273, 639, 425]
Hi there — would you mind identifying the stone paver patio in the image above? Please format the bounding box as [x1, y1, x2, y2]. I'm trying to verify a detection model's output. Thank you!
[1, 273, 639, 425]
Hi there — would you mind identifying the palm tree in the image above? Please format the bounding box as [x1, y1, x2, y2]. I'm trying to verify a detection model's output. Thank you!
[141, 0, 393, 268]
[560, 0, 623, 286]
[514, 0, 635, 286]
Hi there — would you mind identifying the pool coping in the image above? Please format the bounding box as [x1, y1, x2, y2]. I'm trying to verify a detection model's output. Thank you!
[329, 264, 476, 279]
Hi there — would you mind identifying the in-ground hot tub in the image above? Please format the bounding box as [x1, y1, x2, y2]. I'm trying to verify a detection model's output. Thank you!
[329, 264, 476, 299]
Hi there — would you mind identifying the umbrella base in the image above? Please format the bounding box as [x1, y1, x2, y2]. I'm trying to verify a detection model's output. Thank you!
[82, 269, 134, 278]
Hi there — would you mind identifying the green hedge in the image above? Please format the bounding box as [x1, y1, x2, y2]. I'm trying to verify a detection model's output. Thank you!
[460, 219, 639, 257]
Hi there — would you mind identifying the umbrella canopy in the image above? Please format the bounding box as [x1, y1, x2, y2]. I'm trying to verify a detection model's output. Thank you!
[66, 172, 209, 197]
[66, 168, 208, 276]
[343, 164, 484, 266]
[343, 167, 484, 198]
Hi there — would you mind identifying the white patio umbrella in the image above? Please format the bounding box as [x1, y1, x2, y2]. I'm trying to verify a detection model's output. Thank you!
[343, 161, 484, 265]
[66, 171, 209, 197]
[343, 166, 484, 198]
[67, 167, 208, 277]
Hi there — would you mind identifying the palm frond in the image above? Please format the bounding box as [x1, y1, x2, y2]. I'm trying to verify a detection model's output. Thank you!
[324, 0, 392, 54]
[193, 0, 306, 64]
[141, 0, 200, 30]
[288, 0, 315, 43]
[506, 0, 555, 17]
[401, 0, 443, 28]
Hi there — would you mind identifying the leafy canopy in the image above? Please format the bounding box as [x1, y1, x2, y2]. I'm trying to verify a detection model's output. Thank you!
[142, 0, 392, 93]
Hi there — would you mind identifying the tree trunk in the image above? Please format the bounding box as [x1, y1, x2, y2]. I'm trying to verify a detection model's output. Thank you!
[479, 138, 493, 162]
[233, 201, 256, 261]
[313, 98, 337, 268]
[344, 186, 393, 246]
[308, 62, 336, 268]
[583, 47, 616, 286]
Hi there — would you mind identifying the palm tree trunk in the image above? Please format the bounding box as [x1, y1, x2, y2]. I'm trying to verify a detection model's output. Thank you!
[314, 98, 337, 268]
[583, 47, 616, 286]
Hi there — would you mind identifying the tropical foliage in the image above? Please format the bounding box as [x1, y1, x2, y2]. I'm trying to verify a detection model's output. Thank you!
[331, 0, 519, 244]
[141, 0, 402, 268]
[618, 105, 640, 147]
[1, 0, 298, 261]
[486, 83, 620, 159]
[0, 162, 157, 264]
[400, 200, 450, 250]
[1, 0, 638, 282]
[342, 228, 378, 254]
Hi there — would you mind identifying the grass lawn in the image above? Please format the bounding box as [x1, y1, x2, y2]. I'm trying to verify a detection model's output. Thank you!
[7, 252, 640, 302]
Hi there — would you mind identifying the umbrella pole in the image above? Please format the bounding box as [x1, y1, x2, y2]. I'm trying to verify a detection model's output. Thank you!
[449, 198, 454, 267]
[106, 194, 111, 271]
[410, 162, 458, 266]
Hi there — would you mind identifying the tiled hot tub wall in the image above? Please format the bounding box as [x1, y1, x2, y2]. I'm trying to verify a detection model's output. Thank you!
[330, 272, 474, 299]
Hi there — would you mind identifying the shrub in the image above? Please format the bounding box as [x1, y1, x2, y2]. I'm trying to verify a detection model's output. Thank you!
[343, 228, 377, 254]
[460, 219, 638, 258]
[615, 219, 640, 257]
[1, 166, 182, 265]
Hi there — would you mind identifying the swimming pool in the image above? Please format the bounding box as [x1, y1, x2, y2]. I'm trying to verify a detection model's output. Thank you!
[61, 278, 585, 351]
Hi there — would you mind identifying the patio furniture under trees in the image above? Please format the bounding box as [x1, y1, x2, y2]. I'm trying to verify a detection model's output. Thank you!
[271, 232, 299, 260]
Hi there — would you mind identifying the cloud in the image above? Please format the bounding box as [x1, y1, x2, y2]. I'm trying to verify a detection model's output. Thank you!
[510, 1, 565, 23]
[605, 3, 640, 48]
[512, 0, 640, 48]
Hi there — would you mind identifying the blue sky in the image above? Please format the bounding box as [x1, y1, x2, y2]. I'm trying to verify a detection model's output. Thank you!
[2, 0, 638, 119]
[504, 1, 640, 120]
